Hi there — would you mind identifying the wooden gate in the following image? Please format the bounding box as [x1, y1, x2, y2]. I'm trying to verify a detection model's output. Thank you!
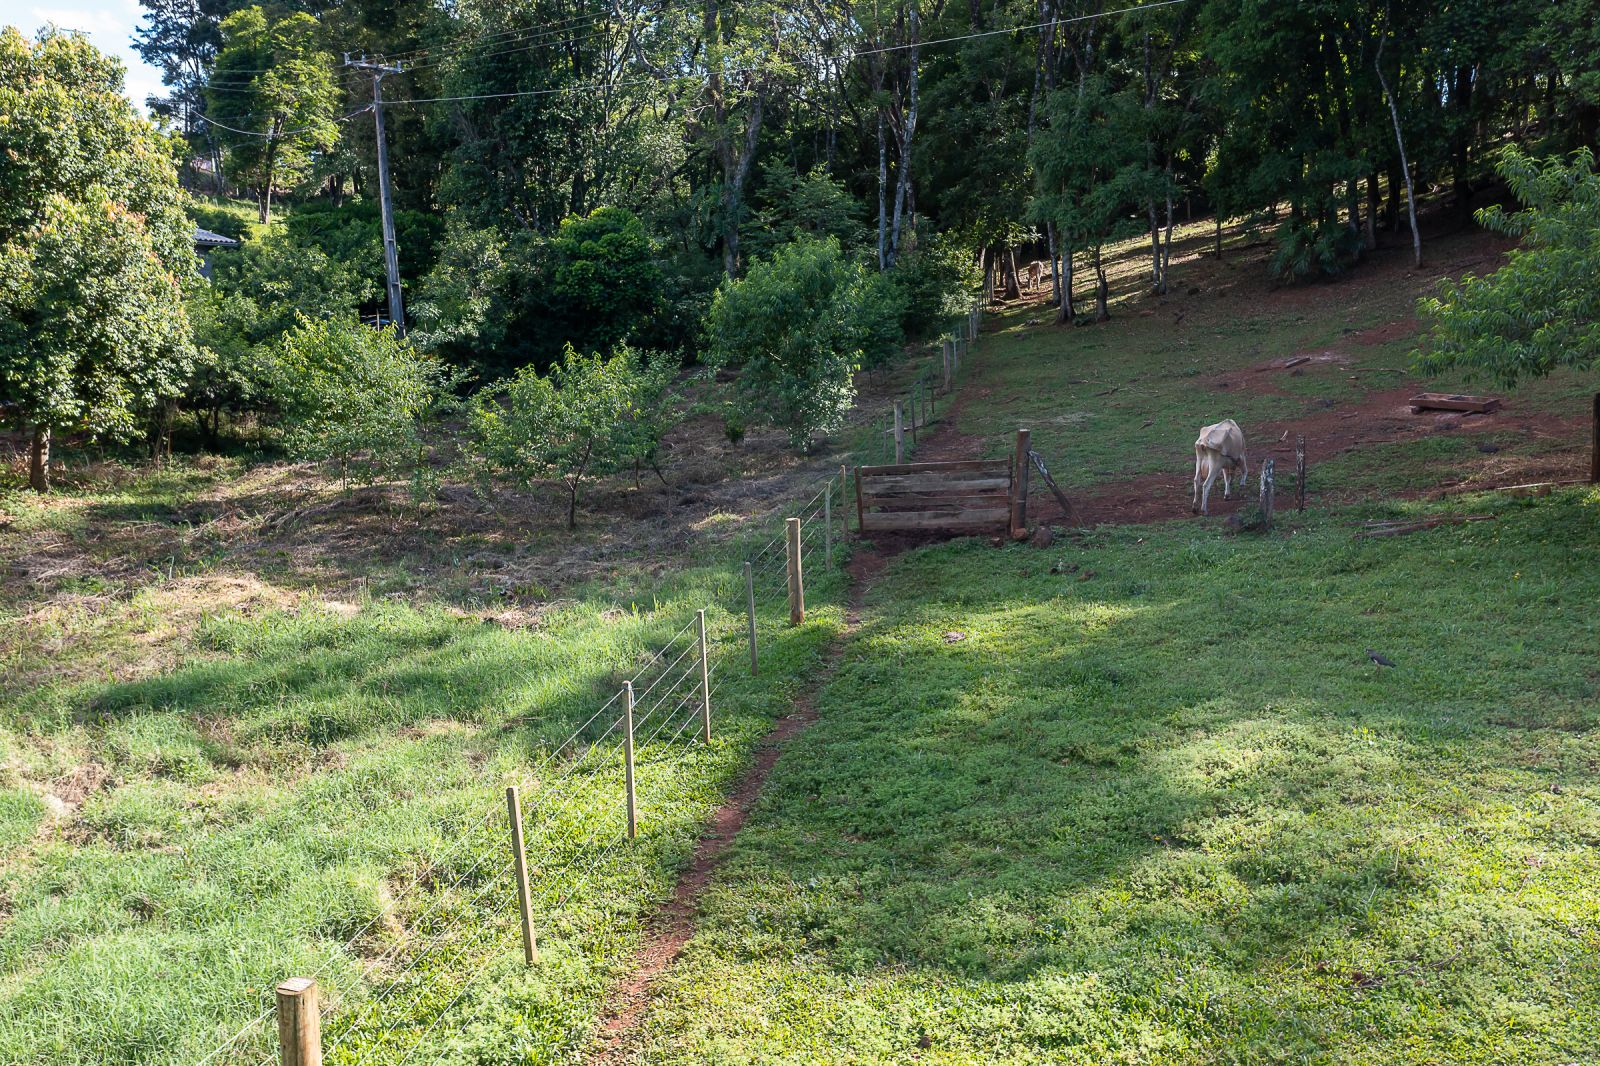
[854, 458, 1014, 534]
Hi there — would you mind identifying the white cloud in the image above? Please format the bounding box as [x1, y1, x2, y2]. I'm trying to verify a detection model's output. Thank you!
[19, 0, 170, 115]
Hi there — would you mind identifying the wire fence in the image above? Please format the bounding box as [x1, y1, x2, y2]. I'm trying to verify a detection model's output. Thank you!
[206, 304, 985, 1066]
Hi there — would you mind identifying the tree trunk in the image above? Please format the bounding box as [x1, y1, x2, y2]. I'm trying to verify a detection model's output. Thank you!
[567, 480, 579, 530]
[1148, 199, 1164, 293]
[258, 185, 271, 225]
[888, 6, 921, 267]
[1376, 34, 1423, 268]
[704, 0, 764, 278]
[1047, 220, 1061, 309]
[1092, 246, 1108, 321]
[1057, 242, 1075, 324]
[1162, 187, 1175, 280]
[1215, 215, 1223, 259]
[1365, 173, 1380, 249]
[1002, 247, 1021, 301]
[28, 425, 50, 493]
[877, 109, 888, 270]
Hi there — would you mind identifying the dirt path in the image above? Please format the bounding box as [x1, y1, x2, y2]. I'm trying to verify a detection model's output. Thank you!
[585, 547, 886, 1065]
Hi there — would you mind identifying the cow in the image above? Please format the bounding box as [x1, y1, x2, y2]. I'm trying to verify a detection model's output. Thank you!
[1192, 419, 1248, 515]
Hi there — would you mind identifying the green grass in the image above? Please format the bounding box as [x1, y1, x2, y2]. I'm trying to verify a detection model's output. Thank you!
[637, 493, 1600, 1064]
[948, 222, 1592, 491]
[0, 547, 849, 1064]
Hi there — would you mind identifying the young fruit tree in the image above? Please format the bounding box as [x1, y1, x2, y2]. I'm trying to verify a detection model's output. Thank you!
[472, 345, 675, 529]
[0, 28, 198, 493]
[271, 318, 459, 495]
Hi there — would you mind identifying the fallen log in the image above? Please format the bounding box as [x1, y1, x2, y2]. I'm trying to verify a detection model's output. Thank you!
[1354, 514, 1495, 538]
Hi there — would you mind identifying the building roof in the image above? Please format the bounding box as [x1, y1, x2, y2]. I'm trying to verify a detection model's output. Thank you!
[193, 227, 240, 249]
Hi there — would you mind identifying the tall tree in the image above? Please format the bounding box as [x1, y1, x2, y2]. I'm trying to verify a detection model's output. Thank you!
[0, 28, 198, 491]
[205, 7, 340, 222]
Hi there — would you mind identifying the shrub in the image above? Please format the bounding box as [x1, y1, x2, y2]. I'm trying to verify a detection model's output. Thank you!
[472, 344, 675, 528]
[1416, 147, 1600, 388]
[1268, 217, 1364, 282]
[270, 318, 458, 493]
[705, 236, 902, 448]
[886, 230, 979, 340]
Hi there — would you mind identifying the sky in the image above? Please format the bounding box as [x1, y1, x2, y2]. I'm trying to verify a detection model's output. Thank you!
[2, 0, 169, 114]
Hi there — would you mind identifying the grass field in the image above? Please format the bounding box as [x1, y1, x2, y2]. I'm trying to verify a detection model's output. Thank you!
[5, 213, 1599, 1064]
[0, 465, 850, 1063]
[635, 494, 1600, 1064]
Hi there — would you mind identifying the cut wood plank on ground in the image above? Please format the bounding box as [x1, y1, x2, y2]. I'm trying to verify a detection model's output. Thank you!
[1408, 392, 1502, 414]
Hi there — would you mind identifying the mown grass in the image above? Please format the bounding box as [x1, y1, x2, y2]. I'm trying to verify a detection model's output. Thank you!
[639, 491, 1600, 1064]
[0, 519, 849, 1064]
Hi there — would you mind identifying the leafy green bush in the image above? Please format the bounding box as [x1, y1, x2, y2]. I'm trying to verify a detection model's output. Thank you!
[270, 318, 458, 493]
[1416, 147, 1600, 387]
[886, 229, 978, 341]
[743, 161, 871, 262]
[472, 344, 675, 527]
[413, 207, 664, 375]
[705, 236, 899, 448]
[1268, 217, 1364, 282]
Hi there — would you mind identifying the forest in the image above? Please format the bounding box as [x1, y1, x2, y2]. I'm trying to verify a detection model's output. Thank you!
[5, 0, 1600, 501]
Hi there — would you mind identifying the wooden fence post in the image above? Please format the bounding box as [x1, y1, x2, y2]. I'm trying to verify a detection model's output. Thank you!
[1295, 435, 1306, 512]
[744, 561, 757, 676]
[1010, 429, 1031, 537]
[695, 609, 712, 742]
[893, 402, 905, 464]
[786, 517, 804, 626]
[1591, 393, 1599, 483]
[854, 464, 865, 534]
[276, 978, 321, 1066]
[943, 339, 952, 390]
[622, 681, 637, 839]
[1260, 458, 1276, 530]
[824, 485, 833, 568]
[909, 386, 918, 442]
[506, 786, 538, 966]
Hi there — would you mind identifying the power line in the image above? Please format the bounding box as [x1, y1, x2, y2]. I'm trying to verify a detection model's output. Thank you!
[376, 0, 1189, 109]
[191, 106, 369, 138]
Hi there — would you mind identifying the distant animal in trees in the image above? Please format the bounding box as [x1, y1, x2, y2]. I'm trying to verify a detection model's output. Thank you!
[1192, 419, 1248, 515]
[1026, 261, 1043, 290]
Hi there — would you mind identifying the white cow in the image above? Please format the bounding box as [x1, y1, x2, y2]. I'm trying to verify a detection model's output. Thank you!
[1192, 419, 1248, 515]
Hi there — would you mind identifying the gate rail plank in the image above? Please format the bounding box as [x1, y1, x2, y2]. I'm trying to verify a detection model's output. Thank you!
[856, 458, 1014, 534]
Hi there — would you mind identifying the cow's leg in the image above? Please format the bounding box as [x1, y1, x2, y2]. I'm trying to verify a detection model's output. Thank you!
[1222, 466, 1232, 500]
[1192, 450, 1204, 513]
[1201, 460, 1219, 515]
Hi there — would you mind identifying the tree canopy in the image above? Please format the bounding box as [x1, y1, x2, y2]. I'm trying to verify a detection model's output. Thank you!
[0, 26, 197, 491]
[1416, 147, 1600, 387]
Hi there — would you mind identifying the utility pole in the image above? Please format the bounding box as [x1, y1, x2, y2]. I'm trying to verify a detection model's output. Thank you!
[344, 54, 406, 335]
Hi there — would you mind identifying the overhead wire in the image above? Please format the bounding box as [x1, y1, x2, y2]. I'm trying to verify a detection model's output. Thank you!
[370, 0, 1190, 109]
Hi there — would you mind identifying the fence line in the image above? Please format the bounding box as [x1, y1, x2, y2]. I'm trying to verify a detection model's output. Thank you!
[215, 303, 985, 1066]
